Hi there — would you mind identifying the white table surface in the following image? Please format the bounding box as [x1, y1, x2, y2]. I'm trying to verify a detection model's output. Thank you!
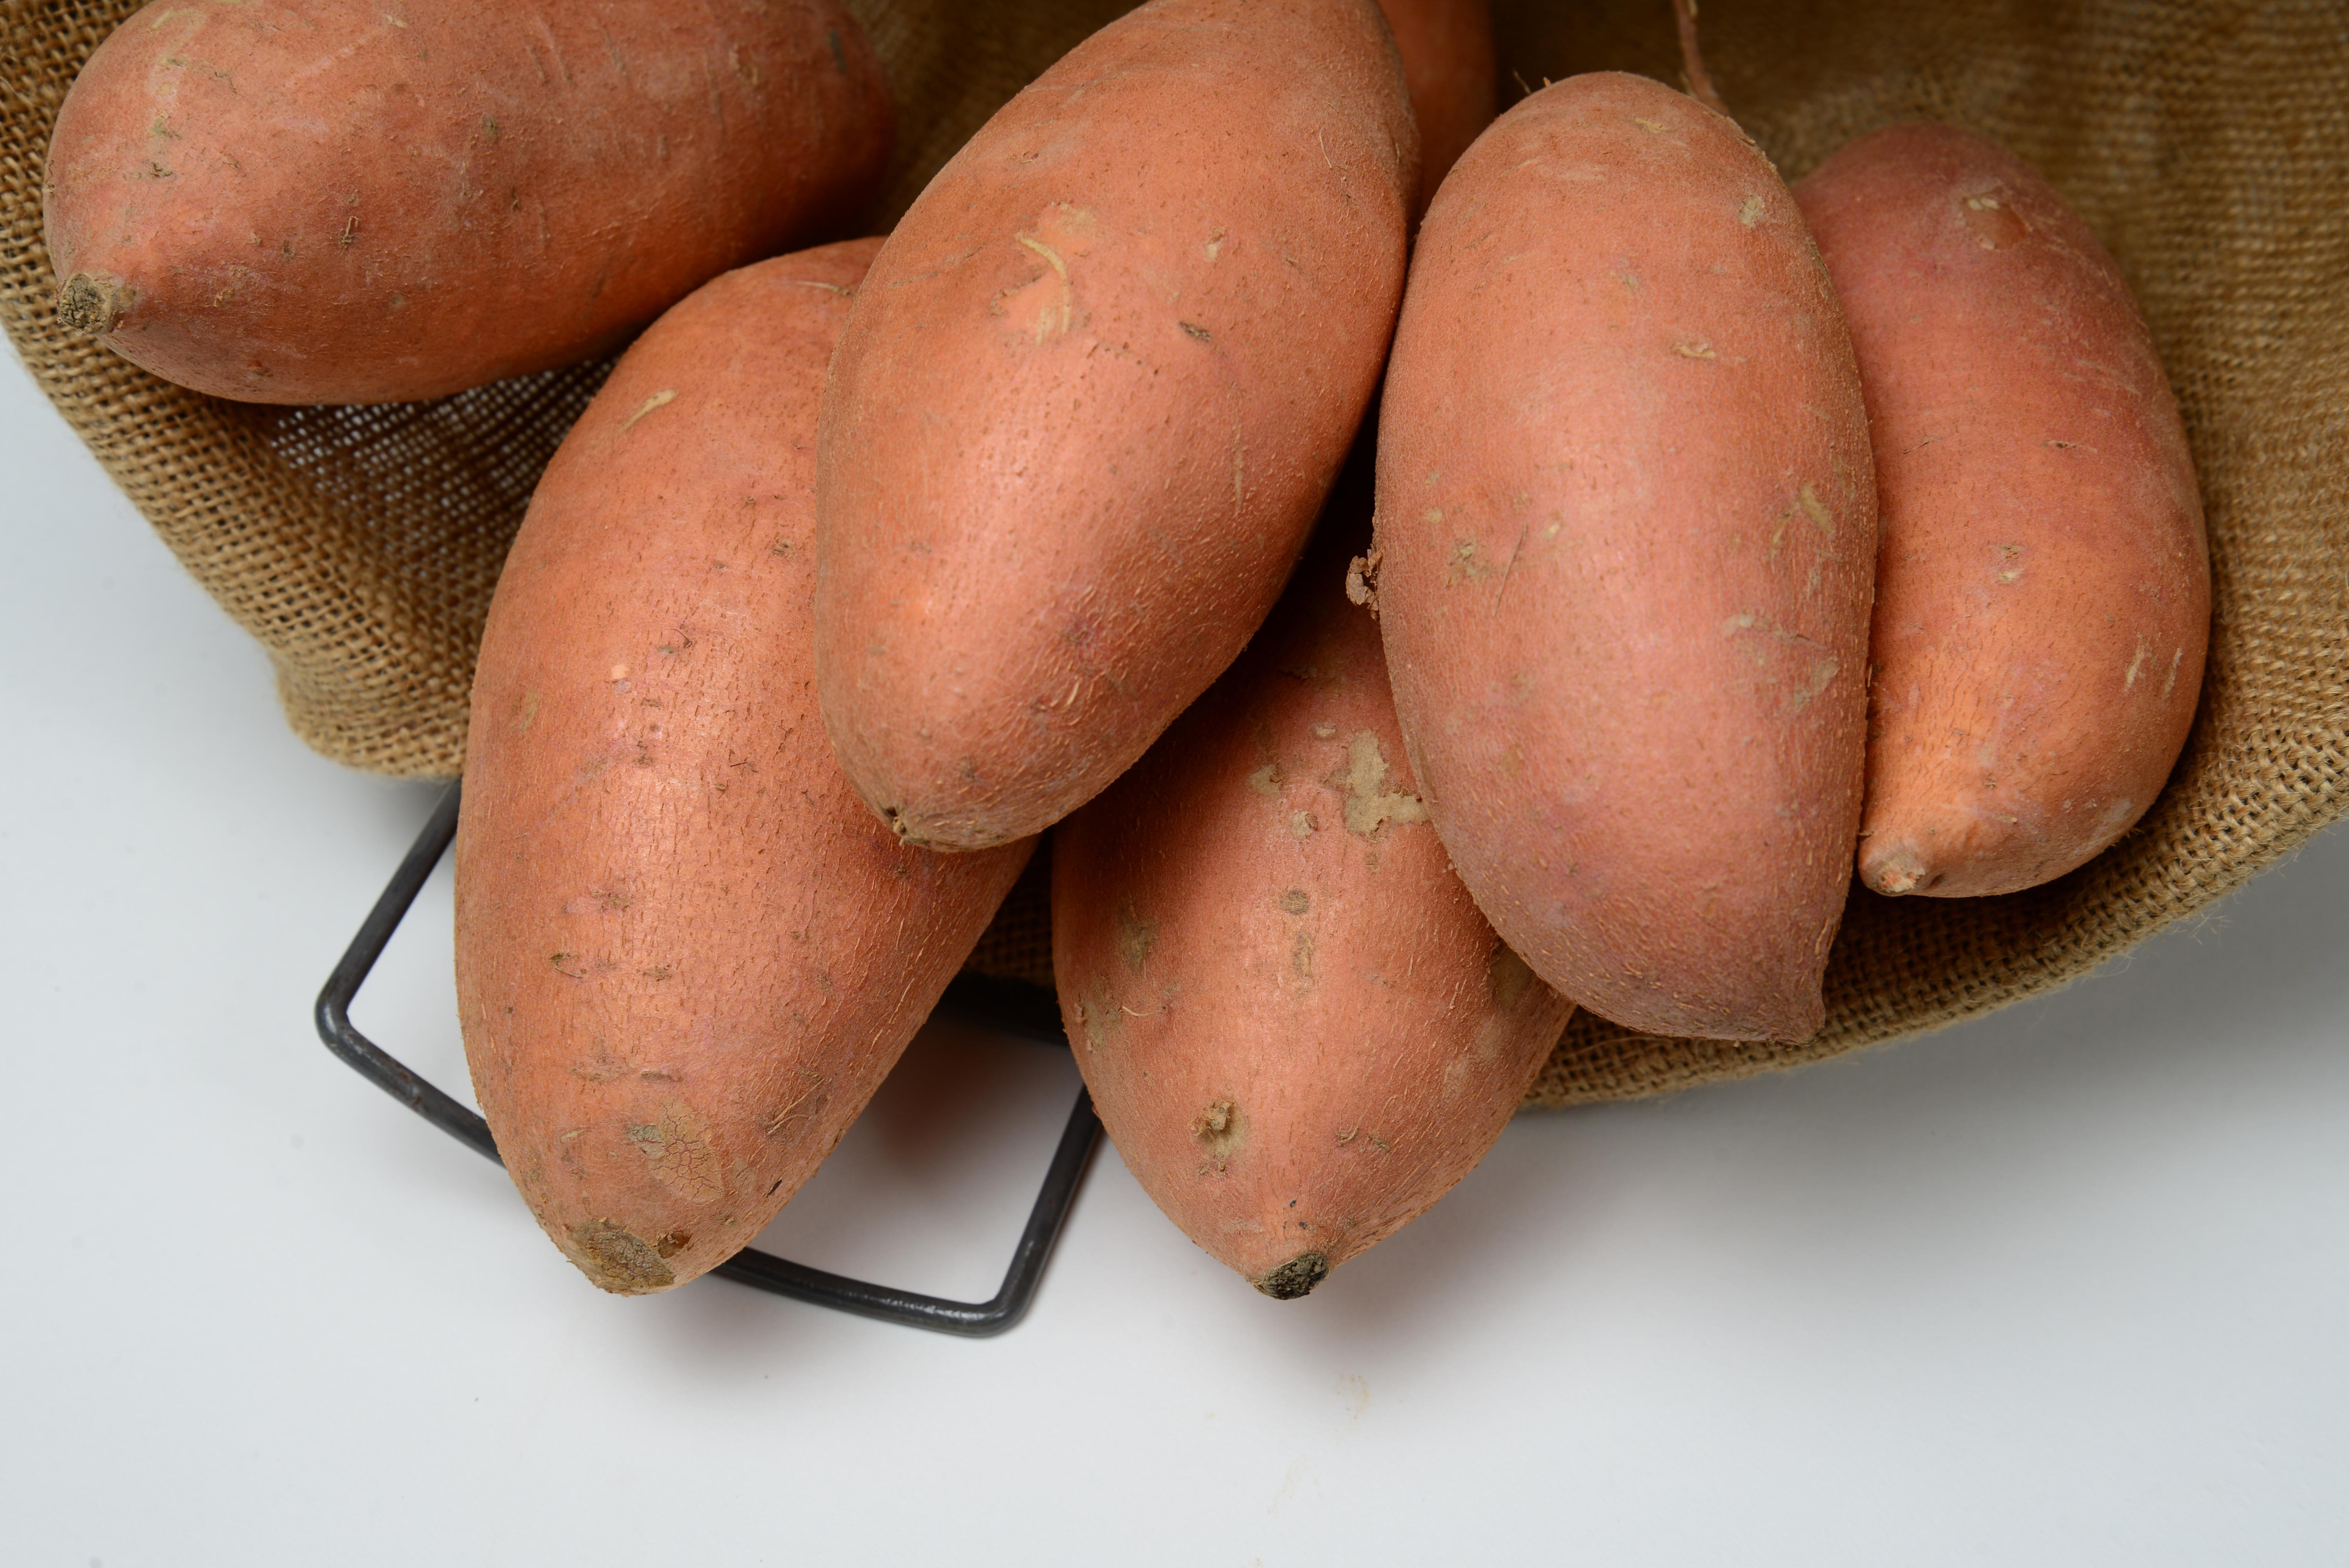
[5, 341, 2345, 1568]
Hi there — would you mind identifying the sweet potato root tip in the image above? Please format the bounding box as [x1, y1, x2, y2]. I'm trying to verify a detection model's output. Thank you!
[1671, 0, 1731, 118]
[1254, 1251, 1331, 1300]
[565, 1219, 679, 1295]
[1864, 842, 1932, 896]
[57, 272, 131, 335]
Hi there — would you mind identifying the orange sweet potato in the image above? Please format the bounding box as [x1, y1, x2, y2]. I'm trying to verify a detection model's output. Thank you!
[1793, 124, 2210, 898]
[455, 241, 1030, 1295]
[814, 0, 1416, 853]
[1377, 0, 1496, 208]
[44, 0, 890, 404]
[1371, 72, 1875, 1042]
[1054, 465, 1573, 1299]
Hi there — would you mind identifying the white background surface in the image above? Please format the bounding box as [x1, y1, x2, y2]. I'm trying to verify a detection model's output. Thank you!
[5, 339, 2346, 1568]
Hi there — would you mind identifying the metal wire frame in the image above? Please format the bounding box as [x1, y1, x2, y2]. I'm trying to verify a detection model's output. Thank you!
[313, 782, 1099, 1336]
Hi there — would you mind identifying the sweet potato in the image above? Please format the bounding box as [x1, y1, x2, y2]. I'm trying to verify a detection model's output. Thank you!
[455, 241, 1030, 1296]
[1370, 72, 1875, 1042]
[814, 0, 1417, 853]
[44, 0, 890, 404]
[1793, 124, 2209, 897]
[1377, 0, 1496, 208]
[1054, 464, 1573, 1298]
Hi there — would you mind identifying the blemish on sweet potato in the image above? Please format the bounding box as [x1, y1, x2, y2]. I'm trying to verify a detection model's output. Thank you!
[1798, 482, 1834, 534]
[1792, 658, 1840, 709]
[1193, 1099, 1244, 1172]
[1336, 732, 1428, 836]
[1961, 191, 2030, 249]
[623, 1102, 724, 1203]
[1345, 546, 1381, 613]
[566, 1219, 676, 1294]
[620, 389, 676, 432]
[1253, 1251, 1329, 1299]
[1076, 986, 1124, 1050]
[1116, 899, 1156, 972]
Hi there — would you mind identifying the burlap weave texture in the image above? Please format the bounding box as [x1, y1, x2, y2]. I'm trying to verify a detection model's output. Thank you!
[3, 0, 2341, 1105]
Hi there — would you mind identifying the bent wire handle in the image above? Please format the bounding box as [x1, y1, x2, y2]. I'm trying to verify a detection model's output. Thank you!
[313, 780, 1100, 1338]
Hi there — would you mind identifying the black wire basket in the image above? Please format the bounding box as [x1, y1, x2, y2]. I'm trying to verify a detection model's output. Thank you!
[314, 783, 1099, 1336]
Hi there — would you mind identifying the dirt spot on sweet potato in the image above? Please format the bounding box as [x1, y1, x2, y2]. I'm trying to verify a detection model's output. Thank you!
[1798, 482, 1834, 535]
[1193, 1099, 1244, 1173]
[1279, 888, 1310, 915]
[1075, 986, 1124, 1050]
[1792, 658, 1841, 710]
[1116, 900, 1156, 973]
[1346, 547, 1381, 615]
[1335, 733, 1428, 837]
[567, 1219, 677, 1294]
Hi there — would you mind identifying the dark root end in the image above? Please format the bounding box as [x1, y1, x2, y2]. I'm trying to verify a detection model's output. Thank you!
[567, 1218, 677, 1294]
[878, 802, 931, 847]
[57, 272, 134, 336]
[1254, 1251, 1331, 1301]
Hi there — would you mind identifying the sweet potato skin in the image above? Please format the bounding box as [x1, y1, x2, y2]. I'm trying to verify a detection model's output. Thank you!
[455, 242, 1030, 1295]
[43, 0, 891, 404]
[1377, 0, 1496, 208]
[1794, 124, 2209, 898]
[814, 0, 1416, 852]
[1373, 73, 1875, 1042]
[1053, 481, 1573, 1298]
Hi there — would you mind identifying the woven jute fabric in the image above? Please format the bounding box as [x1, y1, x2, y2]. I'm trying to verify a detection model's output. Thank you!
[4, 0, 2342, 1103]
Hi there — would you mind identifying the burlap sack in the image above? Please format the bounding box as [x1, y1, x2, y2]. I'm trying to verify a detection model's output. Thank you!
[4, 0, 2341, 1105]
